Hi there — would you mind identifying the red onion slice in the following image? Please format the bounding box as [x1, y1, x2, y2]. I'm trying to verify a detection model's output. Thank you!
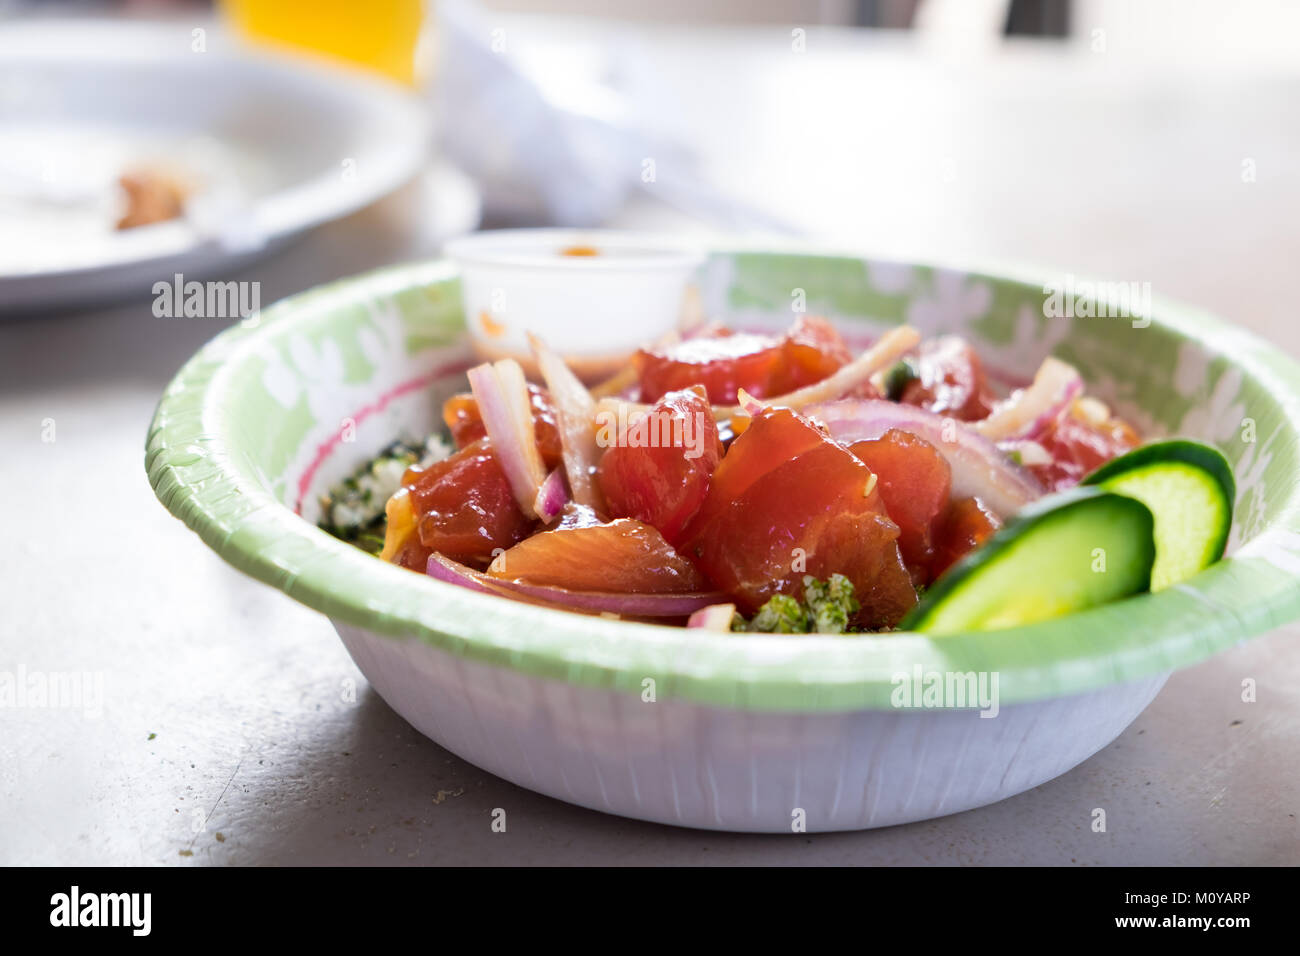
[490, 579, 729, 618]
[426, 552, 728, 618]
[467, 359, 549, 518]
[687, 603, 738, 631]
[533, 467, 569, 523]
[425, 551, 502, 595]
[803, 399, 1043, 517]
[529, 333, 605, 511]
[974, 356, 1083, 441]
[735, 388, 766, 417]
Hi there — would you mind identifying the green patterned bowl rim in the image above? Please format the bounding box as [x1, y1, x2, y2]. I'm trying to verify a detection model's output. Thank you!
[146, 251, 1300, 712]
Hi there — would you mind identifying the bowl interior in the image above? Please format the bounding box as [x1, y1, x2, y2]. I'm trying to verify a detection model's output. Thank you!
[147, 250, 1300, 711]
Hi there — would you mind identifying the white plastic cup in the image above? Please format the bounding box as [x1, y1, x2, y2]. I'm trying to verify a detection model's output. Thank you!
[445, 229, 706, 380]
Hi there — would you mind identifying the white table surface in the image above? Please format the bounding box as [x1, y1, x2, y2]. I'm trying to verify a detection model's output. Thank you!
[2, 18, 1297, 865]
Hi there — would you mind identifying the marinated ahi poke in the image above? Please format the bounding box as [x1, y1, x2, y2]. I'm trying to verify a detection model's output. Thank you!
[320, 316, 1234, 635]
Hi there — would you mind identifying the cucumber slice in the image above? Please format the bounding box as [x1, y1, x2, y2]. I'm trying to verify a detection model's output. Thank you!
[1081, 439, 1234, 591]
[901, 487, 1155, 635]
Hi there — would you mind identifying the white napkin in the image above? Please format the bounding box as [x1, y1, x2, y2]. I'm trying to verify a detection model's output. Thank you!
[432, 0, 648, 225]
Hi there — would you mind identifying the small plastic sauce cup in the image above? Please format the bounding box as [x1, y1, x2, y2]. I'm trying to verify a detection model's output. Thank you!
[445, 229, 706, 381]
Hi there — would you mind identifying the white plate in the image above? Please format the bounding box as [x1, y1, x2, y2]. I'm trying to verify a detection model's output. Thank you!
[0, 19, 430, 313]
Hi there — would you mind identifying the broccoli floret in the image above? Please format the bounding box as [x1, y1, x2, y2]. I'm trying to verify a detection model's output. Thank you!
[748, 594, 810, 633]
[736, 575, 863, 634]
[803, 573, 861, 633]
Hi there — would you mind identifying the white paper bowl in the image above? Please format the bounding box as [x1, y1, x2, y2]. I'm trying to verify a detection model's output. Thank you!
[338, 620, 1168, 831]
[148, 251, 1300, 834]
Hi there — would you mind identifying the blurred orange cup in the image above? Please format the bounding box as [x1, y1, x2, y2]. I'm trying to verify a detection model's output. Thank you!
[222, 0, 426, 86]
